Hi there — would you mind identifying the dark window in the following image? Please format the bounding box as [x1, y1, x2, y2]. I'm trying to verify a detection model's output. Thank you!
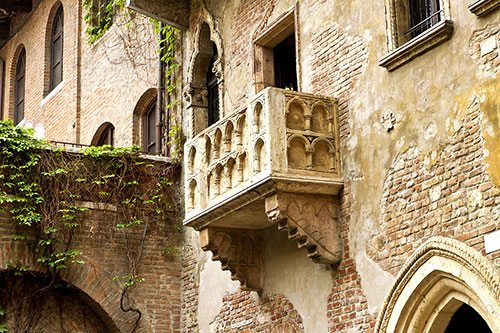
[95, 124, 114, 147]
[143, 100, 157, 153]
[273, 34, 297, 91]
[206, 43, 219, 127]
[14, 48, 26, 126]
[50, 6, 64, 91]
[445, 304, 491, 333]
[407, 0, 441, 39]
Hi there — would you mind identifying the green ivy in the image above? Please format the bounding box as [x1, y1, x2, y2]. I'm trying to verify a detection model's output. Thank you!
[0, 121, 178, 290]
[83, 0, 125, 43]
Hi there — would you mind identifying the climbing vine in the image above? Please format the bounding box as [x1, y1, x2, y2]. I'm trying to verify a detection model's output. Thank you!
[83, 0, 126, 43]
[0, 121, 179, 330]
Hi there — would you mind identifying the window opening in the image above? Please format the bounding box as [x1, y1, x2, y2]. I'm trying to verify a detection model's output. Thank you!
[95, 124, 114, 147]
[445, 304, 491, 333]
[14, 48, 26, 126]
[143, 99, 157, 153]
[50, 6, 63, 91]
[273, 34, 297, 91]
[206, 43, 219, 127]
[406, 0, 441, 39]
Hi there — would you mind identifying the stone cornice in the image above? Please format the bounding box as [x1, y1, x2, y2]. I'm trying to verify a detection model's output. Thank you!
[379, 20, 454, 71]
[469, 0, 500, 16]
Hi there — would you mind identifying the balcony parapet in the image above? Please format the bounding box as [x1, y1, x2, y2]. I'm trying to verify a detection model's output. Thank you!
[183, 88, 343, 290]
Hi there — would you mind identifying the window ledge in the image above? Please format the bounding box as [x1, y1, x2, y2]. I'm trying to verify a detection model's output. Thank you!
[379, 20, 454, 71]
[469, 0, 500, 16]
[41, 81, 64, 107]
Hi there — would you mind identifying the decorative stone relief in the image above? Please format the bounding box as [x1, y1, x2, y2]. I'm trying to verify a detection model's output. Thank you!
[200, 227, 264, 291]
[381, 110, 396, 132]
[265, 192, 342, 265]
[375, 237, 500, 332]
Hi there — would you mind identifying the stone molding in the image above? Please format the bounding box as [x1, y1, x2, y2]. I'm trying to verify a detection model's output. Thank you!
[379, 20, 454, 71]
[200, 227, 264, 291]
[265, 192, 342, 265]
[375, 236, 500, 332]
[469, 0, 500, 16]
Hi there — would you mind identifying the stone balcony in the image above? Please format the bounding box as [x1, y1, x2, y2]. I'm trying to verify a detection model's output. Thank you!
[183, 87, 343, 290]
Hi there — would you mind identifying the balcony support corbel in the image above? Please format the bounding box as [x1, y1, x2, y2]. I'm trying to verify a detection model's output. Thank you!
[200, 227, 264, 291]
[265, 192, 342, 265]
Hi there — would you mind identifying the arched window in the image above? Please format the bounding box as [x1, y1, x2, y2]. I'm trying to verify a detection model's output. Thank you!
[50, 6, 63, 91]
[91, 122, 114, 147]
[143, 100, 157, 153]
[14, 48, 26, 126]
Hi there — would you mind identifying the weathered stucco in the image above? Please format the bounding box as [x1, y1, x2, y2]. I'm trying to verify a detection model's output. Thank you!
[262, 227, 332, 332]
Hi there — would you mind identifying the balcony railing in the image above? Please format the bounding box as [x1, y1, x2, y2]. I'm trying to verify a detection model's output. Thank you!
[184, 87, 342, 228]
[183, 87, 343, 290]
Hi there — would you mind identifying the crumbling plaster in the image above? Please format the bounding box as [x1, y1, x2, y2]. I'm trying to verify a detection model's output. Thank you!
[194, 225, 332, 332]
[182, 0, 500, 322]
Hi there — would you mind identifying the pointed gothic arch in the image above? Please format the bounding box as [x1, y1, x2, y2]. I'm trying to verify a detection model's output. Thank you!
[184, 7, 224, 139]
[375, 236, 500, 333]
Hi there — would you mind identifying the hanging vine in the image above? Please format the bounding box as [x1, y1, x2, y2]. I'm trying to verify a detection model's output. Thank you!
[0, 122, 179, 331]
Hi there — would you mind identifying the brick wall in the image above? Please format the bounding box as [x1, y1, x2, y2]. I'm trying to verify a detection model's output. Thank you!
[0, 199, 182, 332]
[0, 1, 159, 147]
[0, 0, 79, 142]
[372, 100, 500, 274]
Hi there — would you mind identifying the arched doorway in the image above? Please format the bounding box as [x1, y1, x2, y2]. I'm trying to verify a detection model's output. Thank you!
[375, 237, 500, 333]
[0, 271, 119, 332]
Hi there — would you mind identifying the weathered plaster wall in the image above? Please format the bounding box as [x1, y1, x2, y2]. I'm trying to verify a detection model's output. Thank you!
[181, 0, 500, 331]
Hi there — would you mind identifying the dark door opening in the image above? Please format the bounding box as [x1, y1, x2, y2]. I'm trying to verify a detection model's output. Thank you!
[273, 34, 297, 91]
[206, 43, 219, 127]
[445, 303, 491, 333]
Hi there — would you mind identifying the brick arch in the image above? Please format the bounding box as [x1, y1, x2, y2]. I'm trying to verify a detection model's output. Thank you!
[7, 43, 26, 122]
[0, 242, 137, 332]
[43, 0, 64, 97]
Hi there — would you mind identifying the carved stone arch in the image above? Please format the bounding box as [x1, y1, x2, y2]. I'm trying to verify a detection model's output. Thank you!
[310, 101, 332, 133]
[187, 145, 197, 173]
[43, 0, 64, 96]
[223, 120, 234, 152]
[213, 127, 223, 157]
[204, 134, 212, 164]
[188, 178, 198, 209]
[251, 100, 264, 134]
[253, 138, 266, 173]
[311, 138, 335, 172]
[375, 236, 500, 333]
[235, 113, 247, 146]
[187, 6, 224, 84]
[311, 137, 335, 152]
[185, 8, 225, 138]
[285, 97, 308, 131]
[287, 134, 312, 170]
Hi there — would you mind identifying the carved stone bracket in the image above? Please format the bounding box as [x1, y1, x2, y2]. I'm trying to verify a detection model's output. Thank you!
[265, 192, 342, 265]
[200, 227, 264, 291]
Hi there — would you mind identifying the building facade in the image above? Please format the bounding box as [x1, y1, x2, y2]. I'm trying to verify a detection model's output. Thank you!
[2, 0, 500, 332]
